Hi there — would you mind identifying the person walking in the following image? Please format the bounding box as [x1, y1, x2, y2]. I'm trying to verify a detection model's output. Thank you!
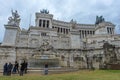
[19, 61, 25, 76]
[12, 61, 19, 74]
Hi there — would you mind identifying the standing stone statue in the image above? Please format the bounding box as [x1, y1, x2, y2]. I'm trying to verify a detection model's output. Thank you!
[8, 10, 21, 27]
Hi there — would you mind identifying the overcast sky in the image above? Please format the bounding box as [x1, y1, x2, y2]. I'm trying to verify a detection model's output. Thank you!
[0, 0, 120, 42]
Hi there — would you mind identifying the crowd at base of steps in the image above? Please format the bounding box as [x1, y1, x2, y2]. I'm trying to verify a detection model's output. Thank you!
[3, 61, 49, 76]
[3, 60, 28, 76]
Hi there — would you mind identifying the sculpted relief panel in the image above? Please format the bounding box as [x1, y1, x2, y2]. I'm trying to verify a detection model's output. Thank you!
[17, 38, 28, 47]
[29, 39, 39, 47]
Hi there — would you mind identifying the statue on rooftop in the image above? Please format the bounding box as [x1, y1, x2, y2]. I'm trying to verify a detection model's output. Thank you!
[7, 10, 21, 27]
[70, 19, 77, 29]
[40, 9, 49, 14]
[95, 15, 105, 25]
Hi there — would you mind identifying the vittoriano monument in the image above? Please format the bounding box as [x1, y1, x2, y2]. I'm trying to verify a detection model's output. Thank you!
[0, 9, 120, 70]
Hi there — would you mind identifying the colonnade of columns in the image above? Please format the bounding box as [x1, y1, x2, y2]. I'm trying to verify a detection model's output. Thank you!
[52, 26, 70, 34]
[107, 27, 114, 34]
[39, 19, 49, 28]
[79, 30, 95, 38]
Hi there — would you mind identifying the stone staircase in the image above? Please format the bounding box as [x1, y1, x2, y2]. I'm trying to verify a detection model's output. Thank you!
[0, 67, 79, 74]
[27, 67, 79, 74]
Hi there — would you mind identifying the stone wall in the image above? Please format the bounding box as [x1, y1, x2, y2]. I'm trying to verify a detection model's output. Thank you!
[0, 46, 16, 69]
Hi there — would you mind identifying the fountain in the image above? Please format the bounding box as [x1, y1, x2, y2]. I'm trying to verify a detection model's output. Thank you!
[28, 41, 60, 68]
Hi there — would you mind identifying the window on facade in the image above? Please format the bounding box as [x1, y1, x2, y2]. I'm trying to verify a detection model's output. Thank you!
[58, 27, 60, 33]
[93, 31, 95, 34]
[66, 29, 68, 34]
[110, 28, 112, 34]
[61, 28, 62, 33]
[107, 27, 109, 34]
[39, 19, 42, 27]
[79, 30, 81, 38]
[85, 31, 87, 37]
[87, 31, 89, 34]
[43, 20, 45, 27]
[90, 31, 92, 35]
[47, 20, 49, 28]
[52, 26, 54, 28]
[63, 28, 65, 34]
[41, 32, 46, 36]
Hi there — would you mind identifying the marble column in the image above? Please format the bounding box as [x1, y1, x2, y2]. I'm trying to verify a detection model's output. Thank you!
[45, 20, 47, 28]
[84, 30, 86, 38]
[80, 30, 81, 38]
[41, 20, 43, 28]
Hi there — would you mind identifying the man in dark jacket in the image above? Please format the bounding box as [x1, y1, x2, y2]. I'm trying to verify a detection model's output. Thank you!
[19, 61, 25, 76]
[3, 63, 8, 76]
[7, 62, 13, 76]
[24, 61, 28, 74]
[12, 61, 19, 74]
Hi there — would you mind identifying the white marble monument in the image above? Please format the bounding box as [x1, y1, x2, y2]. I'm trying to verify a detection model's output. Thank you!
[0, 9, 120, 70]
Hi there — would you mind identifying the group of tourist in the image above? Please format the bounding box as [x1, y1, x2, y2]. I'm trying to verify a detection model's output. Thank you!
[3, 60, 28, 76]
